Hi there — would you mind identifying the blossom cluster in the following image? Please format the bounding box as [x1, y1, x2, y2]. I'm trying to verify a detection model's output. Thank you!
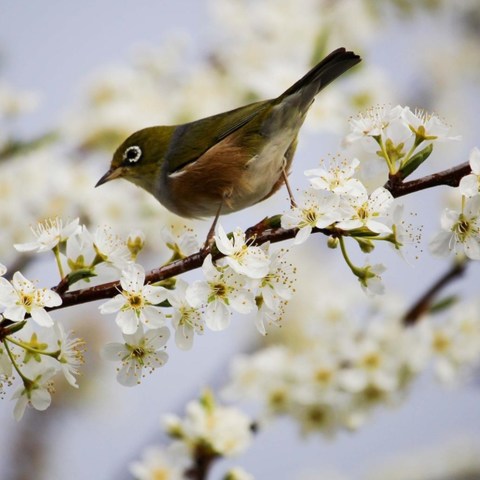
[0, 218, 143, 418]
[223, 289, 480, 437]
[346, 104, 459, 177]
[281, 162, 392, 295]
[129, 390, 254, 480]
[99, 224, 295, 386]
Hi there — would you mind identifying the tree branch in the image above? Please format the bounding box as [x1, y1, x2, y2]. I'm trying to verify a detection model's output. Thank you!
[384, 161, 470, 197]
[403, 260, 468, 326]
[32, 160, 472, 315]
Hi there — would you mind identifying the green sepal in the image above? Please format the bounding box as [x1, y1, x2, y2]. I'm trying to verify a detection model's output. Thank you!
[342, 226, 380, 237]
[355, 237, 375, 253]
[399, 143, 433, 179]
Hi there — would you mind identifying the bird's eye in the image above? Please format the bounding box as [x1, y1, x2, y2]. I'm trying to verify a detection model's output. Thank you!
[123, 145, 142, 163]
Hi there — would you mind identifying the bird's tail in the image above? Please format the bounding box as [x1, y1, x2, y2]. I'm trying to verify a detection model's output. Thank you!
[278, 48, 361, 105]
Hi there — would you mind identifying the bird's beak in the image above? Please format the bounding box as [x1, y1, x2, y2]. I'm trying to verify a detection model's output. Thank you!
[95, 167, 123, 187]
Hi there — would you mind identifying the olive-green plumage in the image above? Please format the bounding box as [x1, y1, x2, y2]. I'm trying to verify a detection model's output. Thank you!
[96, 48, 361, 218]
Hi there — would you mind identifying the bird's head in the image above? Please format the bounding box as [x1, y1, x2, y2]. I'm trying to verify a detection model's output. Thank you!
[95, 126, 175, 195]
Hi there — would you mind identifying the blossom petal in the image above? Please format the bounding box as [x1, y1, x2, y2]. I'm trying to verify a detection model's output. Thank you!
[30, 307, 54, 327]
[205, 302, 230, 331]
[116, 310, 138, 335]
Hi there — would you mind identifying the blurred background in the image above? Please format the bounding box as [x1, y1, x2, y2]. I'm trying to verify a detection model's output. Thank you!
[1, 1, 480, 479]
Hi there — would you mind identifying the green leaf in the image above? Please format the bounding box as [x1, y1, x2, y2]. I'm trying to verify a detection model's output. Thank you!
[399, 143, 433, 179]
[429, 295, 458, 315]
[67, 269, 97, 286]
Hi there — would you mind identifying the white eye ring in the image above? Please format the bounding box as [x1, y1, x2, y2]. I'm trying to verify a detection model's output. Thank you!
[123, 145, 142, 163]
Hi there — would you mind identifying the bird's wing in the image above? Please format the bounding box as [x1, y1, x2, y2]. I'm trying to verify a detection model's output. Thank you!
[164, 100, 269, 174]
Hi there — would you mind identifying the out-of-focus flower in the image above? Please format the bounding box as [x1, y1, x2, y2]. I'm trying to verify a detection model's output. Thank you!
[224, 467, 255, 480]
[0, 82, 40, 118]
[127, 230, 145, 260]
[12, 364, 56, 421]
[0, 272, 62, 327]
[99, 264, 168, 334]
[164, 390, 252, 457]
[161, 226, 199, 259]
[129, 446, 188, 480]
[102, 325, 170, 386]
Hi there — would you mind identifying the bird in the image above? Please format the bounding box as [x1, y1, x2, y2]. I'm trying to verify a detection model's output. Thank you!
[96, 48, 361, 231]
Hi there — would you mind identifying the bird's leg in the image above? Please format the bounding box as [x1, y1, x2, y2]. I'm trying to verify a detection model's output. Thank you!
[201, 201, 223, 254]
[282, 158, 297, 208]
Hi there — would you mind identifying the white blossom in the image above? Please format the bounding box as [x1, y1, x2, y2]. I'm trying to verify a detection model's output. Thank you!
[336, 186, 394, 234]
[99, 264, 168, 334]
[103, 325, 170, 386]
[358, 263, 386, 296]
[12, 364, 56, 421]
[305, 157, 364, 195]
[168, 279, 204, 350]
[214, 224, 270, 279]
[165, 393, 253, 457]
[254, 250, 295, 335]
[14, 217, 81, 253]
[129, 446, 188, 480]
[161, 226, 199, 258]
[459, 147, 480, 197]
[430, 196, 480, 260]
[0, 263, 6, 276]
[53, 323, 85, 388]
[401, 106, 460, 142]
[93, 225, 132, 269]
[281, 189, 342, 244]
[346, 105, 408, 147]
[186, 255, 255, 331]
[0, 272, 61, 327]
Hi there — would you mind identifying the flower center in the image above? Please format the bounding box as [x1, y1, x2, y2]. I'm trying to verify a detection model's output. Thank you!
[20, 293, 34, 310]
[212, 282, 227, 298]
[151, 469, 169, 480]
[453, 217, 471, 241]
[128, 293, 144, 310]
[357, 205, 369, 220]
[315, 368, 333, 384]
[303, 207, 318, 225]
[362, 352, 381, 370]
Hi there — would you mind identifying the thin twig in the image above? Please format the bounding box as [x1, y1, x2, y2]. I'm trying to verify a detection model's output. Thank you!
[403, 260, 468, 326]
[385, 161, 470, 197]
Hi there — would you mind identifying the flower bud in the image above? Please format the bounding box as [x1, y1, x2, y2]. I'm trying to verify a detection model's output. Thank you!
[127, 230, 145, 259]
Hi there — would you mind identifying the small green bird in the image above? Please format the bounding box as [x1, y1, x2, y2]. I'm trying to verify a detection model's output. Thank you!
[96, 48, 361, 222]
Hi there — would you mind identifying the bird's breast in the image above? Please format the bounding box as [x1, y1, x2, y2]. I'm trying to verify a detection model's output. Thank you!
[160, 127, 297, 218]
